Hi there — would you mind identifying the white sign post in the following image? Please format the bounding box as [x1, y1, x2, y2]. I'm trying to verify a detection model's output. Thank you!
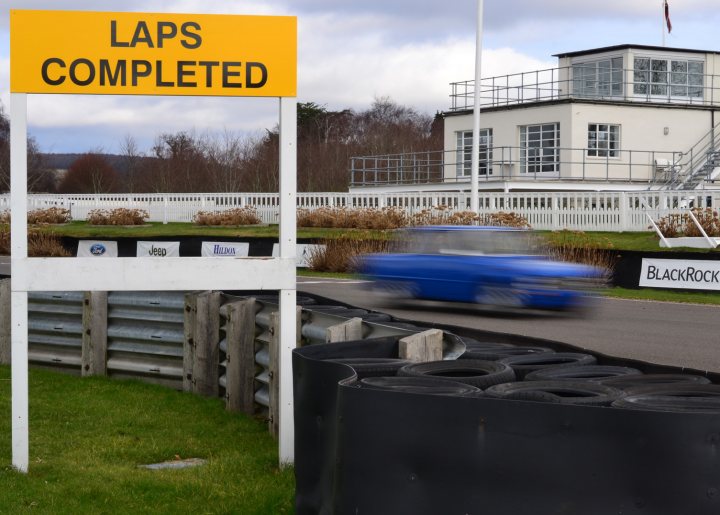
[10, 10, 298, 471]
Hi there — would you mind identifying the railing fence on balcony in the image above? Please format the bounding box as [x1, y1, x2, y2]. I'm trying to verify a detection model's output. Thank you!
[1, 191, 719, 232]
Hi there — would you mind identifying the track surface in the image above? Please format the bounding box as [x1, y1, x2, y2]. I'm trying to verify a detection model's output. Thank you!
[298, 277, 720, 373]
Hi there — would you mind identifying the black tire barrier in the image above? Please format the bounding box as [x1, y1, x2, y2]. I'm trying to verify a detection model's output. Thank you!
[612, 384, 720, 413]
[524, 365, 642, 382]
[499, 352, 597, 380]
[485, 380, 625, 406]
[397, 359, 516, 389]
[325, 357, 412, 379]
[599, 373, 712, 390]
[359, 376, 482, 396]
[459, 345, 554, 361]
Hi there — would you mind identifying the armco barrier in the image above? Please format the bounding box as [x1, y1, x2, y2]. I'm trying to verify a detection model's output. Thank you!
[293, 337, 720, 515]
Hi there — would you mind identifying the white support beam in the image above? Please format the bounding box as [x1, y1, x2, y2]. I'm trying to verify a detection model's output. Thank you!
[10, 93, 29, 472]
[278, 96, 297, 466]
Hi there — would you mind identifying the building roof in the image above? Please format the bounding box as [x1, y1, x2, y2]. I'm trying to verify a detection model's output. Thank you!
[553, 44, 720, 58]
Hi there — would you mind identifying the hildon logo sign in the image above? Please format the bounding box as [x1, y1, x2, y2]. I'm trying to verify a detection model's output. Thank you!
[10, 10, 297, 97]
[640, 258, 720, 291]
[201, 242, 249, 257]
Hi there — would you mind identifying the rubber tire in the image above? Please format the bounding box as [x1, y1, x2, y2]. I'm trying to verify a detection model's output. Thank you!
[460, 345, 554, 361]
[397, 359, 516, 389]
[360, 376, 481, 396]
[325, 358, 411, 379]
[524, 365, 642, 382]
[612, 384, 720, 413]
[486, 380, 624, 406]
[599, 373, 711, 390]
[499, 352, 597, 380]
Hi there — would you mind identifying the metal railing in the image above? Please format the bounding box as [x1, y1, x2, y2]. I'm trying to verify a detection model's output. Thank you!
[450, 65, 720, 111]
[350, 147, 684, 186]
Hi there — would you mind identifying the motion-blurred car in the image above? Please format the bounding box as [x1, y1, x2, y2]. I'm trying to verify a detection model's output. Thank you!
[358, 226, 605, 311]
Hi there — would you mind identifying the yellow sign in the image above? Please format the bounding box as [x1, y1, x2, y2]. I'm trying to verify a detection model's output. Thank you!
[10, 10, 297, 97]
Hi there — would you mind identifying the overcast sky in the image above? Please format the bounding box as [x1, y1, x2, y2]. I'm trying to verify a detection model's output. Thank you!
[2, 0, 720, 154]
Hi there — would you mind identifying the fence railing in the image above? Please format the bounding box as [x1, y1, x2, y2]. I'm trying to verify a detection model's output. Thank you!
[450, 65, 720, 111]
[350, 147, 685, 186]
[2, 191, 719, 232]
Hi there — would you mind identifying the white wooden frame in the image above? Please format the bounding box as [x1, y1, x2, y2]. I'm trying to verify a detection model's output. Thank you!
[10, 95, 297, 471]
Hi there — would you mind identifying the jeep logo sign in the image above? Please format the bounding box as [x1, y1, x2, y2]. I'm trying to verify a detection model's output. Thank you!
[136, 241, 180, 257]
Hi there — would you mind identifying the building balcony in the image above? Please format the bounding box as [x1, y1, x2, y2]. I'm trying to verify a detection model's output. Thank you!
[449, 65, 720, 112]
[349, 146, 720, 191]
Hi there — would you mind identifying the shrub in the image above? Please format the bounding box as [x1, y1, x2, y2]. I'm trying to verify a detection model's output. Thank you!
[0, 226, 8, 255]
[193, 207, 261, 226]
[27, 207, 71, 225]
[653, 208, 720, 238]
[87, 208, 149, 226]
[543, 230, 616, 279]
[0, 227, 71, 257]
[0, 211, 9, 224]
[306, 237, 391, 273]
[28, 230, 72, 257]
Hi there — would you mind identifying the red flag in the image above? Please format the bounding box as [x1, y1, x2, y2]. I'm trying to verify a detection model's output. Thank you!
[665, 0, 672, 33]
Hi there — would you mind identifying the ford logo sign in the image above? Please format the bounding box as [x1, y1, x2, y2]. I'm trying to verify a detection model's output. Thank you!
[90, 243, 106, 256]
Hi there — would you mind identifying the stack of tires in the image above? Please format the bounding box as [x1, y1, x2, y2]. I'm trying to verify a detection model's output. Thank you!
[328, 337, 720, 413]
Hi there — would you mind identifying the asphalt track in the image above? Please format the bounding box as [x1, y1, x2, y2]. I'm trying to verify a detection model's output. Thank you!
[298, 277, 720, 374]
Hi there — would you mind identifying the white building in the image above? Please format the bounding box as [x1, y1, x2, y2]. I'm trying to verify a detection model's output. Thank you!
[350, 44, 720, 193]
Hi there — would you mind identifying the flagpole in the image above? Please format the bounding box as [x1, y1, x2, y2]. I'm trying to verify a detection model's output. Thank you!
[662, 0, 665, 46]
[471, 0, 484, 214]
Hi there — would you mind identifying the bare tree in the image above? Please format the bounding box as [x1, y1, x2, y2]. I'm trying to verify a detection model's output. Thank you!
[119, 134, 143, 193]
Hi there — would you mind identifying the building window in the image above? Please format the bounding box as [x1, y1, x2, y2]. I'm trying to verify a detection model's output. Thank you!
[587, 124, 620, 157]
[520, 123, 560, 174]
[572, 58, 624, 97]
[633, 57, 704, 99]
[456, 129, 493, 176]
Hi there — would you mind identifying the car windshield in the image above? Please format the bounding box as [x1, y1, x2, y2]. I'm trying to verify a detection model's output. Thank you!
[395, 228, 543, 256]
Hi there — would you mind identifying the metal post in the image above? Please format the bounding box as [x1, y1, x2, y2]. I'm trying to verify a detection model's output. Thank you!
[278, 96, 297, 466]
[10, 93, 29, 473]
[470, 0, 484, 213]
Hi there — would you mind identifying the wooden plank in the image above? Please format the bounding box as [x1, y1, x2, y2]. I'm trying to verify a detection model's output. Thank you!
[192, 291, 221, 397]
[399, 329, 444, 363]
[326, 317, 363, 343]
[0, 279, 10, 365]
[81, 291, 108, 376]
[225, 298, 257, 414]
[182, 292, 198, 393]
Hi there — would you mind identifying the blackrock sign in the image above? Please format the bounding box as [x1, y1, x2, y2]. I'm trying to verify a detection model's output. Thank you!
[640, 258, 720, 291]
[10, 10, 297, 97]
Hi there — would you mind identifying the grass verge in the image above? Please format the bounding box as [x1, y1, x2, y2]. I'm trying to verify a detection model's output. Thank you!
[603, 287, 720, 305]
[0, 366, 294, 514]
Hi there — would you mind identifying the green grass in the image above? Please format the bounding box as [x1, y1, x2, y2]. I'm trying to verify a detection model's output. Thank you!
[604, 287, 720, 305]
[0, 366, 295, 514]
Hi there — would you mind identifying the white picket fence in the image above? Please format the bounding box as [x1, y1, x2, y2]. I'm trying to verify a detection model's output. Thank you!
[1, 190, 718, 232]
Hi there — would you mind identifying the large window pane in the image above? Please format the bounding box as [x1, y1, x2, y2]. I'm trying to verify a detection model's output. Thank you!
[456, 129, 493, 177]
[521, 123, 560, 174]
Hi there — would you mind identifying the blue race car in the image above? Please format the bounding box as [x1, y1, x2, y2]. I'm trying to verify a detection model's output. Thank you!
[358, 226, 605, 311]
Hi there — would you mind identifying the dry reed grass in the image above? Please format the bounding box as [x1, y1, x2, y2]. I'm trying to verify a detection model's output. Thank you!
[306, 237, 391, 273]
[0, 227, 70, 257]
[27, 207, 71, 225]
[654, 207, 720, 238]
[543, 230, 617, 279]
[193, 207, 261, 226]
[87, 208, 149, 225]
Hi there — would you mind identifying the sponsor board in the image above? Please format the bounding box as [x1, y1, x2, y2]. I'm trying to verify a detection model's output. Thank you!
[137, 241, 180, 257]
[639, 258, 720, 290]
[77, 240, 118, 257]
[10, 10, 296, 97]
[272, 243, 325, 268]
[201, 241, 249, 257]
